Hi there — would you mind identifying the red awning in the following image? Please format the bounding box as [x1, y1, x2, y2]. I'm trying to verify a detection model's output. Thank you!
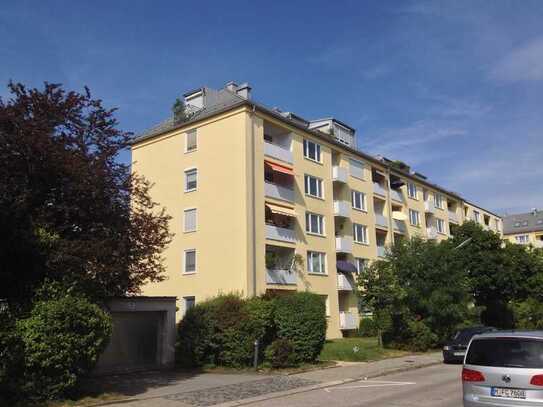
[265, 160, 294, 176]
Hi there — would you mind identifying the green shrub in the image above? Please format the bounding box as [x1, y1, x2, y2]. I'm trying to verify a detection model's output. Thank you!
[17, 296, 112, 400]
[513, 299, 543, 330]
[273, 292, 327, 363]
[0, 310, 24, 405]
[358, 317, 377, 337]
[405, 320, 438, 352]
[265, 338, 297, 368]
[176, 302, 217, 367]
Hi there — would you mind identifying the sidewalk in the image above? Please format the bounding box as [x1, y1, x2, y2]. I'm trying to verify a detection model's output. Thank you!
[93, 352, 443, 407]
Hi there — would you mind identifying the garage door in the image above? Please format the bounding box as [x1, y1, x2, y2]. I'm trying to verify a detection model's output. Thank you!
[95, 311, 163, 373]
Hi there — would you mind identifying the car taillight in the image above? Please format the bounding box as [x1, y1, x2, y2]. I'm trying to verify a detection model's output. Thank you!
[531, 375, 543, 386]
[462, 368, 485, 382]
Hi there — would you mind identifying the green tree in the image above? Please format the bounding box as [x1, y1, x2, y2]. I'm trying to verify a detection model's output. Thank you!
[172, 97, 187, 124]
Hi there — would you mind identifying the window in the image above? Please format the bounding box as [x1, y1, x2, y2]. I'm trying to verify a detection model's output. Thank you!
[349, 158, 365, 179]
[185, 168, 197, 191]
[355, 258, 367, 274]
[307, 251, 326, 274]
[352, 190, 366, 211]
[407, 182, 417, 199]
[184, 249, 196, 273]
[537, 219, 543, 225]
[184, 296, 195, 315]
[303, 139, 321, 162]
[185, 130, 197, 152]
[516, 235, 529, 244]
[305, 212, 324, 235]
[184, 208, 197, 232]
[473, 211, 480, 223]
[514, 221, 521, 227]
[466, 337, 543, 369]
[353, 223, 368, 244]
[522, 220, 529, 226]
[436, 218, 446, 234]
[409, 209, 420, 226]
[304, 174, 323, 198]
[434, 194, 444, 209]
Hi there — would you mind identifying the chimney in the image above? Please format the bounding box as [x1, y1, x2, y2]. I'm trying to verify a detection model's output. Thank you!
[235, 82, 252, 99]
[225, 81, 238, 92]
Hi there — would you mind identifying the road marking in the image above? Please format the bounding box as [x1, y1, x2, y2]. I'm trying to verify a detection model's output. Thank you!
[323, 380, 416, 392]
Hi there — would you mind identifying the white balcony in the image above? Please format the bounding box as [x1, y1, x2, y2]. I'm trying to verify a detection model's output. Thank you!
[393, 219, 407, 233]
[373, 183, 387, 197]
[335, 236, 353, 253]
[424, 200, 435, 214]
[339, 311, 358, 330]
[337, 273, 355, 291]
[333, 200, 350, 218]
[377, 245, 386, 258]
[448, 210, 459, 223]
[390, 189, 404, 203]
[265, 181, 294, 202]
[426, 226, 438, 239]
[375, 214, 389, 229]
[264, 142, 293, 164]
[332, 166, 348, 183]
[265, 224, 296, 243]
[266, 269, 297, 285]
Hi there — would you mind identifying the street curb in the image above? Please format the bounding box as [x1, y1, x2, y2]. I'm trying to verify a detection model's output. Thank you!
[85, 358, 443, 407]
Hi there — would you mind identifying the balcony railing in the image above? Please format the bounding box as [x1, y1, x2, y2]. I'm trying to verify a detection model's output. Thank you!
[335, 236, 353, 253]
[373, 183, 387, 197]
[377, 245, 386, 258]
[426, 226, 438, 239]
[448, 210, 459, 223]
[375, 214, 389, 229]
[390, 188, 404, 203]
[393, 219, 407, 233]
[337, 273, 354, 291]
[265, 224, 296, 243]
[424, 200, 435, 214]
[265, 181, 294, 202]
[333, 200, 350, 218]
[266, 269, 297, 285]
[264, 142, 293, 164]
[332, 166, 348, 183]
[339, 311, 358, 330]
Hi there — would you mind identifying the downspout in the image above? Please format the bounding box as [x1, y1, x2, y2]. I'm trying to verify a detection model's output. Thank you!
[250, 105, 257, 297]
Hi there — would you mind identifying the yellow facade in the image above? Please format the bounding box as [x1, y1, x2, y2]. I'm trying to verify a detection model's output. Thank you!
[131, 103, 502, 339]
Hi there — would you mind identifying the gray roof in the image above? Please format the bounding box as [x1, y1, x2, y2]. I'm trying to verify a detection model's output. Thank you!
[503, 210, 543, 235]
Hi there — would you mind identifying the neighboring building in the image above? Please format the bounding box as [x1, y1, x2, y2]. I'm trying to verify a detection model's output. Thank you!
[503, 209, 543, 248]
[131, 81, 502, 339]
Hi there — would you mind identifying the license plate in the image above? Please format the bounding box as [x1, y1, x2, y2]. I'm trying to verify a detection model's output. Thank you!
[453, 352, 465, 356]
[491, 387, 526, 399]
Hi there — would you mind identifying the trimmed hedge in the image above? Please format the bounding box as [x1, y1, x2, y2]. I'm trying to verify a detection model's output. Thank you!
[16, 296, 112, 400]
[265, 338, 297, 368]
[176, 292, 327, 368]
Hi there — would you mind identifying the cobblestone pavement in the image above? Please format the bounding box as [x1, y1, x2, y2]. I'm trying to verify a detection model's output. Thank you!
[163, 376, 318, 406]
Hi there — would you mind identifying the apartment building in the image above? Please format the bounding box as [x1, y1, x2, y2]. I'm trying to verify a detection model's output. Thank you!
[503, 209, 543, 248]
[131, 81, 502, 339]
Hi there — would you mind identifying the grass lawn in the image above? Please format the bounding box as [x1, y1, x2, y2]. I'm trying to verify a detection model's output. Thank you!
[319, 337, 409, 362]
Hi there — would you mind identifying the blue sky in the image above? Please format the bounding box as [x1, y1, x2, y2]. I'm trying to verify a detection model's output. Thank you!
[1, 0, 542, 214]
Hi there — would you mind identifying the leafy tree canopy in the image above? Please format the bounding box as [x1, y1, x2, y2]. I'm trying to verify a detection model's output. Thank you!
[0, 82, 172, 307]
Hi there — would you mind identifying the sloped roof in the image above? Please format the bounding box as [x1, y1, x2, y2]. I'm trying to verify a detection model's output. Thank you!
[503, 211, 543, 234]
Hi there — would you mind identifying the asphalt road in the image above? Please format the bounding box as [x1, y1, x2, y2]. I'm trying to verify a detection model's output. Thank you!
[249, 363, 463, 407]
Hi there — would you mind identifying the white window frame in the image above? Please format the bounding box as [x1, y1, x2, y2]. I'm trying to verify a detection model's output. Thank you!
[185, 129, 197, 153]
[409, 209, 420, 226]
[353, 223, 369, 244]
[303, 139, 322, 163]
[407, 182, 418, 199]
[473, 210, 480, 223]
[183, 296, 196, 315]
[183, 249, 197, 274]
[349, 158, 365, 180]
[351, 190, 367, 211]
[436, 218, 446, 234]
[305, 212, 325, 236]
[183, 208, 197, 233]
[304, 174, 323, 199]
[434, 193, 444, 209]
[184, 167, 198, 192]
[307, 251, 326, 274]
[515, 235, 529, 244]
[355, 258, 368, 274]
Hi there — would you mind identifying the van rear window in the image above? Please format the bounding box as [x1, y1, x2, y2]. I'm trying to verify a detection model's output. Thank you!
[466, 338, 543, 368]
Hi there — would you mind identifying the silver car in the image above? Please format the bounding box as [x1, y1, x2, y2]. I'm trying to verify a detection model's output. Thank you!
[463, 331, 543, 406]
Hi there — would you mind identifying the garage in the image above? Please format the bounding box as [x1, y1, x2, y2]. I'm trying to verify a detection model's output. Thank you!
[94, 297, 176, 374]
